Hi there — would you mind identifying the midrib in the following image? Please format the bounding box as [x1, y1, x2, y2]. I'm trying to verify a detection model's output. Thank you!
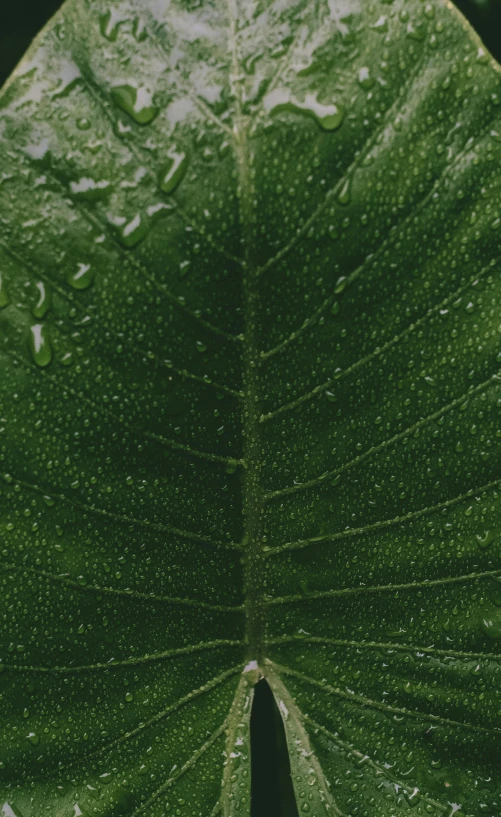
[227, 0, 266, 664]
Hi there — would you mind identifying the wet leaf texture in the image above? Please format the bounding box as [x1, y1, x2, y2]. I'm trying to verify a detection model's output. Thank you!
[1, 0, 501, 815]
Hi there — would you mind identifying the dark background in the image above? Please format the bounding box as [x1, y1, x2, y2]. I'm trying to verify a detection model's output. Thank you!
[0, 0, 500, 88]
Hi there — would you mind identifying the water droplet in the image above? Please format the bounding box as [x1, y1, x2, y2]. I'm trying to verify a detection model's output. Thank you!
[133, 17, 148, 42]
[358, 67, 375, 90]
[476, 530, 495, 550]
[482, 611, 501, 640]
[406, 21, 426, 41]
[0, 274, 10, 309]
[371, 15, 388, 33]
[29, 324, 52, 368]
[244, 51, 262, 75]
[111, 213, 149, 248]
[70, 177, 112, 200]
[112, 84, 159, 125]
[67, 263, 94, 291]
[26, 732, 40, 746]
[76, 117, 92, 131]
[1, 804, 23, 817]
[263, 89, 344, 131]
[51, 63, 81, 99]
[337, 178, 351, 206]
[147, 201, 175, 222]
[99, 10, 125, 41]
[334, 276, 347, 294]
[477, 47, 489, 65]
[159, 149, 188, 194]
[32, 282, 51, 318]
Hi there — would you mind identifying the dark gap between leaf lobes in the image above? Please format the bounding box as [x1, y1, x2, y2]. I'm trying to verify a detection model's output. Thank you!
[250, 678, 299, 817]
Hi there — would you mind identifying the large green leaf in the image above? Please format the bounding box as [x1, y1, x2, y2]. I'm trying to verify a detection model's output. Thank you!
[1, 0, 501, 814]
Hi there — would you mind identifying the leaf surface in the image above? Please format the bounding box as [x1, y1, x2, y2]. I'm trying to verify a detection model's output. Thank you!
[1, 0, 501, 815]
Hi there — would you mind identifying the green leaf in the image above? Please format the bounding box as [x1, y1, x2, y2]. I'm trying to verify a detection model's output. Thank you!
[1, 0, 501, 815]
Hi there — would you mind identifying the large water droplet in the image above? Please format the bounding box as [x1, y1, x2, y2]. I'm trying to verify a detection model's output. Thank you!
[147, 201, 175, 223]
[159, 149, 188, 194]
[482, 611, 501, 640]
[263, 89, 344, 131]
[112, 84, 159, 125]
[117, 213, 149, 248]
[29, 323, 52, 368]
[99, 9, 125, 41]
[358, 67, 375, 90]
[2, 804, 23, 817]
[67, 263, 94, 290]
[477, 47, 489, 65]
[371, 15, 388, 33]
[32, 282, 51, 319]
[70, 177, 112, 200]
[0, 274, 9, 309]
[476, 530, 495, 550]
[337, 178, 351, 206]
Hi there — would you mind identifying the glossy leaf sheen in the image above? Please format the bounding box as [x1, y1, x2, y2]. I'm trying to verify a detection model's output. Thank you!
[0, 0, 501, 815]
